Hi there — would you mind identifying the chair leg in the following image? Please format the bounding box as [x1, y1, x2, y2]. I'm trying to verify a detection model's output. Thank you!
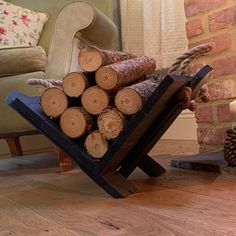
[54, 146, 73, 172]
[5, 137, 23, 156]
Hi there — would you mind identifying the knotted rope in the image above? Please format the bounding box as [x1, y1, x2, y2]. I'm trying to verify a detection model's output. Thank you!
[168, 43, 213, 111]
[168, 43, 213, 75]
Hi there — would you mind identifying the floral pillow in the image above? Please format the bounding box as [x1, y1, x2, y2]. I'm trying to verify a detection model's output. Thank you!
[0, 0, 48, 47]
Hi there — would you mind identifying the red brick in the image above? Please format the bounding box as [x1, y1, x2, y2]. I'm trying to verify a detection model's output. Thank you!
[209, 7, 236, 31]
[185, 0, 227, 17]
[217, 103, 231, 122]
[212, 56, 236, 77]
[208, 79, 236, 100]
[197, 127, 228, 145]
[186, 19, 204, 38]
[195, 106, 214, 123]
[189, 33, 232, 54]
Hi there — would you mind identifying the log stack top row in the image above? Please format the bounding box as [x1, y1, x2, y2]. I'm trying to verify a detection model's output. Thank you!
[40, 46, 160, 158]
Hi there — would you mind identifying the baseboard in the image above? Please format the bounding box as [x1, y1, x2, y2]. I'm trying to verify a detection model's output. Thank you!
[162, 110, 197, 140]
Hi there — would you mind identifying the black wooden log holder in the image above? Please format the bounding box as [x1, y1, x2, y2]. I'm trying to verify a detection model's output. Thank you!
[7, 65, 213, 198]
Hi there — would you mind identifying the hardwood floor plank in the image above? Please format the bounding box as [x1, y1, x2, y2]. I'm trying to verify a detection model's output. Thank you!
[1, 140, 235, 235]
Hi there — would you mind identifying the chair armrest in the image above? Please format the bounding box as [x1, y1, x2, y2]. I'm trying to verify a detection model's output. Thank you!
[46, 2, 118, 81]
[0, 46, 47, 77]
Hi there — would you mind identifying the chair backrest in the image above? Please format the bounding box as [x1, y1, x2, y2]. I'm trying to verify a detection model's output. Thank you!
[7, 0, 113, 52]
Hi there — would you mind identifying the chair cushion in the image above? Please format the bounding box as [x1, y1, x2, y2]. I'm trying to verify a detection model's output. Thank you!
[0, 71, 45, 133]
[0, 0, 48, 47]
[0, 46, 47, 76]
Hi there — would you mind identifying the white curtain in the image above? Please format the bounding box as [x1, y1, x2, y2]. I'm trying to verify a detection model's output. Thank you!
[120, 0, 188, 69]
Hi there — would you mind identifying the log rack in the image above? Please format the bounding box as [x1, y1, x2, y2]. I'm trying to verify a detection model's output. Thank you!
[7, 65, 213, 198]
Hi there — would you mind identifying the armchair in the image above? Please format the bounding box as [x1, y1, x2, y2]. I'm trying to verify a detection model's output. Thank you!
[0, 1, 118, 159]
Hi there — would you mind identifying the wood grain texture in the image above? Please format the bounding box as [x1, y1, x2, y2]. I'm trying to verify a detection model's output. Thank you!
[54, 146, 73, 172]
[5, 137, 23, 156]
[1, 140, 236, 235]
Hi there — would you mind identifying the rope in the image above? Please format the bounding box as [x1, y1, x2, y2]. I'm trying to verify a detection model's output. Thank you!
[179, 54, 200, 75]
[27, 79, 62, 88]
[168, 43, 213, 75]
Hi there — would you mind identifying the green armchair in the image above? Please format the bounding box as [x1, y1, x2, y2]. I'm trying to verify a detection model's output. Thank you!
[0, 0, 118, 157]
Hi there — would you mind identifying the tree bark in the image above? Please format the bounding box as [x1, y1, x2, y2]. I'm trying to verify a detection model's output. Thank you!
[60, 107, 93, 138]
[85, 130, 109, 158]
[62, 72, 90, 97]
[81, 86, 110, 115]
[115, 77, 161, 115]
[40, 87, 68, 119]
[96, 56, 156, 91]
[78, 46, 135, 72]
[97, 108, 126, 140]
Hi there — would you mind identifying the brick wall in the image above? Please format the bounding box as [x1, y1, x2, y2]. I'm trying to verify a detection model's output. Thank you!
[185, 0, 236, 151]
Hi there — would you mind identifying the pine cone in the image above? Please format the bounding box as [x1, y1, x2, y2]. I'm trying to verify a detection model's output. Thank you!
[224, 128, 236, 166]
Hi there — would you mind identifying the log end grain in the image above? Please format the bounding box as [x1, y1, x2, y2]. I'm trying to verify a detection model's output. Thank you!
[78, 46, 103, 72]
[95, 66, 118, 90]
[85, 131, 109, 158]
[60, 107, 92, 139]
[98, 108, 126, 140]
[40, 87, 68, 119]
[62, 72, 89, 97]
[81, 86, 110, 115]
[115, 88, 143, 115]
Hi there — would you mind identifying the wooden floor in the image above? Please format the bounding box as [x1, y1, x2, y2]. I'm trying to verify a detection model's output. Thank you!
[1, 140, 236, 236]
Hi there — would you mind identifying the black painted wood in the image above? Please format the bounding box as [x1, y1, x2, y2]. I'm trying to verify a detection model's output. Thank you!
[7, 65, 213, 198]
[138, 155, 166, 177]
[7, 93, 136, 198]
[171, 151, 225, 173]
[96, 75, 191, 176]
[119, 65, 214, 178]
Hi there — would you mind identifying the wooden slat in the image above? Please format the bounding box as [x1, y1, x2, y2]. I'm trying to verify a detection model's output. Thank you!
[120, 65, 213, 178]
[96, 75, 190, 175]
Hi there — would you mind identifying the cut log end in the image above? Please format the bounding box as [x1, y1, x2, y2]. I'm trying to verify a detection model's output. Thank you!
[98, 108, 126, 140]
[95, 66, 118, 90]
[79, 47, 103, 72]
[62, 72, 89, 97]
[85, 131, 108, 158]
[60, 107, 92, 138]
[81, 86, 110, 115]
[40, 87, 68, 118]
[115, 88, 143, 115]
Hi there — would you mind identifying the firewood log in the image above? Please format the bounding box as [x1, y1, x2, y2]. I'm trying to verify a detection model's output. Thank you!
[97, 108, 126, 140]
[40, 87, 68, 119]
[62, 72, 90, 97]
[78, 46, 135, 72]
[115, 78, 161, 115]
[60, 107, 93, 138]
[85, 131, 109, 158]
[95, 56, 156, 91]
[81, 86, 110, 115]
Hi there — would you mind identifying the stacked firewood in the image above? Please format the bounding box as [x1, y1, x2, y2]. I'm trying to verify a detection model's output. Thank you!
[40, 46, 158, 158]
